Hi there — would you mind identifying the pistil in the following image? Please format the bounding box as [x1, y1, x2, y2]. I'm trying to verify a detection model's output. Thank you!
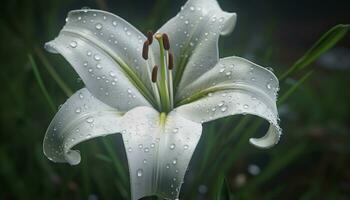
[155, 33, 172, 112]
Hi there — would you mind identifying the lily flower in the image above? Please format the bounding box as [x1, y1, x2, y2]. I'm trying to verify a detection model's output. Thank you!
[43, 0, 281, 199]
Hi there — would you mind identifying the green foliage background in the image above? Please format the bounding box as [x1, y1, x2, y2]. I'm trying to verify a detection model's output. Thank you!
[0, 0, 349, 199]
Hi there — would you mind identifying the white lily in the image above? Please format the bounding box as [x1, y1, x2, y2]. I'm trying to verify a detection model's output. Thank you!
[43, 0, 281, 199]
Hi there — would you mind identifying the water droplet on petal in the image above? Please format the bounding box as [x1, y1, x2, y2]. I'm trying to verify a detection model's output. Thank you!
[266, 83, 272, 90]
[144, 147, 149, 153]
[75, 108, 81, 113]
[137, 169, 143, 177]
[190, 6, 195, 11]
[95, 23, 103, 30]
[173, 128, 179, 133]
[70, 41, 77, 48]
[94, 54, 101, 61]
[243, 104, 249, 109]
[184, 144, 189, 150]
[221, 106, 228, 112]
[86, 117, 94, 123]
[169, 144, 176, 150]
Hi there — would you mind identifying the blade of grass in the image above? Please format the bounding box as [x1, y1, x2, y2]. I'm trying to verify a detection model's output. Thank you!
[29, 54, 56, 113]
[279, 24, 349, 81]
[34, 46, 73, 97]
[278, 70, 314, 105]
[102, 138, 128, 187]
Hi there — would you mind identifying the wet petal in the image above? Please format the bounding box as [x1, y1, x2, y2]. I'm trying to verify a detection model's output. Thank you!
[175, 57, 281, 148]
[43, 88, 122, 165]
[156, 0, 236, 92]
[45, 9, 155, 111]
[119, 107, 202, 200]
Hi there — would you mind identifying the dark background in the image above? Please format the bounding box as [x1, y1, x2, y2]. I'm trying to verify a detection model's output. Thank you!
[1, 0, 350, 199]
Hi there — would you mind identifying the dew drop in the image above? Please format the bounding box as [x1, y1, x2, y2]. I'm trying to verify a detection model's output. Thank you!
[144, 147, 149, 153]
[96, 64, 102, 69]
[169, 144, 176, 150]
[266, 83, 272, 90]
[86, 117, 94, 123]
[70, 41, 77, 48]
[138, 144, 143, 149]
[137, 169, 143, 177]
[87, 51, 92, 56]
[94, 54, 101, 61]
[112, 21, 117, 26]
[75, 108, 81, 113]
[221, 106, 228, 112]
[95, 23, 103, 30]
[173, 128, 179, 133]
[190, 6, 195, 11]
[184, 144, 189, 150]
[243, 104, 249, 109]
[150, 143, 155, 148]
[172, 159, 177, 165]
[185, 20, 189, 25]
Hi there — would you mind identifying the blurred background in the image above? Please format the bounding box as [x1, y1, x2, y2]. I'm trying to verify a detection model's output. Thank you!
[0, 0, 349, 199]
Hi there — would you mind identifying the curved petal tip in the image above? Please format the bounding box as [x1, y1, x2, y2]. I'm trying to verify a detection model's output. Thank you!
[249, 124, 282, 148]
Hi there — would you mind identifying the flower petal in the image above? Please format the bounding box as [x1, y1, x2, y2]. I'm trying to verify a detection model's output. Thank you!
[45, 9, 155, 111]
[43, 88, 122, 165]
[156, 0, 236, 92]
[119, 106, 202, 200]
[175, 57, 281, 148]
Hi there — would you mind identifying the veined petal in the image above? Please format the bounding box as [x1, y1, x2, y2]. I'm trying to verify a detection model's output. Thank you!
[119, 107, 202, 200]
[43, 88, 122, 165]
[45, 9, 155, 110]
[175, 57, 281, 148]
[156, 0, 236, 93]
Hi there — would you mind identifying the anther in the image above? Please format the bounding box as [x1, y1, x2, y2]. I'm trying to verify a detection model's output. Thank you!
[168, 52, 174, 70]
[162, 33, 170, 50]
[152, 65, 158, 83]
[142, 40, 149, 60]
[147, 31, 154, 44]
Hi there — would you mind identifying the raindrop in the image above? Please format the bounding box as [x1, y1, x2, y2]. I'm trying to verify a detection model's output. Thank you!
[166, 164, 170, 169]
[86, 117, 94, 123]
[87, 51, 92, 56]
[266, 83, 272, 90]
[96, 64, 102, 69]
[150, 143, 155, 148]
[243, 104, 249, 109]
[128, 147, 132, 152]
[190, 6, 195, 11]
[70, 41, 77, 48]
[185, 20, 189, 25]
[75, 108, 81, 113]
[112, 21, 117, 26]
[169, 144, 176, 150]
[143, 159, 147, 164]
[138, 144, 143, 149]
[94, 54, 101, 61]
[144, 147, 149, 153]
[95, 23, 103, 30]
[184, 144, 189, 150]
[136, 169, 143, 177]
[225, 71, 232, 76]
[219, 68, 225, 73]
[83, 62, 88, 67]
[220, 106, 228, 112]
[79, 93, 84, 99]
[172, 159, 177, 165]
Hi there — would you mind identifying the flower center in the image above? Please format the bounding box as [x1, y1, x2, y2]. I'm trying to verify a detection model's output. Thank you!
[142, 31, 174, 113]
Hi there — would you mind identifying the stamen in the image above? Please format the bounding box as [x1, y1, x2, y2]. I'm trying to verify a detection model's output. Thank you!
[142, 40, 149, 60]
[168, 52, 174, 70]
[162, 33, 170, 50]
[147, 31, 154, 44]
[152, 65, 158, 83]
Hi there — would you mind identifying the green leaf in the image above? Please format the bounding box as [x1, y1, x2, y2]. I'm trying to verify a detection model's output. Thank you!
[279, 24, 349, 81]
[216, 176, 232, 200]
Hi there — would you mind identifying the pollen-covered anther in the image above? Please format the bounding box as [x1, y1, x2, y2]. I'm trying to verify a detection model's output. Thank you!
[147, 31, 154, 44]
[142, 40, 149, 60]
[162, 33, 170, 50]
[168, 52, 174, 70]
[152, 65, 158, 83]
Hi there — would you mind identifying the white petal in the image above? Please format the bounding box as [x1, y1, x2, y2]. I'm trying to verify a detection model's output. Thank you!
[43, 88, 122, 165]
[45, 9, 154, 111]
[156, 0, 236, 92]
[175, 57, 281, 148]
[119, 107, 202, 200]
